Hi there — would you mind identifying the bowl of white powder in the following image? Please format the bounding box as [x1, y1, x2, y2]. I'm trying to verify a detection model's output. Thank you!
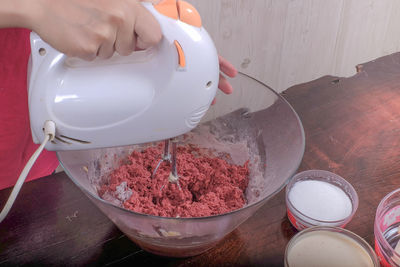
[285, 170, 358, 230]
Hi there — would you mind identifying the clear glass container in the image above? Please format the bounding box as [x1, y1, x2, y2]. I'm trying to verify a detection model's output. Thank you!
[57, 73, 305, 257]
[374, 188, 400, 266]
[285, 226, 379, 267]
[285, 170, 359, 230]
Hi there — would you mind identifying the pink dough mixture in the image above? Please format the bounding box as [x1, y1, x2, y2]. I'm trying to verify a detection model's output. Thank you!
[99, 143, 249, 218]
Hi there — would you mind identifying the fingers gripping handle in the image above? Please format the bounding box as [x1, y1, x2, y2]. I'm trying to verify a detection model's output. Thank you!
[29, 2, 193, 69]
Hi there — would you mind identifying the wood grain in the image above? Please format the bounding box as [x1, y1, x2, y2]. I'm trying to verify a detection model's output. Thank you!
[1, 53, 400, 265]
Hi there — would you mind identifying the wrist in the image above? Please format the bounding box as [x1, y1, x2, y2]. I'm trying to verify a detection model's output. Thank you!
[0, 0, 41, 29]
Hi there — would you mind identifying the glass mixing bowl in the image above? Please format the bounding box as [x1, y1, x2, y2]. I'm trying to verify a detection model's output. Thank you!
[57, 73, 305, 257]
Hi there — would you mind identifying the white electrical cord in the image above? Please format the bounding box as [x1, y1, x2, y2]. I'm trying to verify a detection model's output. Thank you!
[0, 120, 55, 223]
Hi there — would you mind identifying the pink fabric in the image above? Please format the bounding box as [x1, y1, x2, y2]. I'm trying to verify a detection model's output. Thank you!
[0, 28, 59, 190]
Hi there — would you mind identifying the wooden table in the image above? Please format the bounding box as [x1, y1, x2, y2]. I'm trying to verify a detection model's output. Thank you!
[1, 54, 400, 266]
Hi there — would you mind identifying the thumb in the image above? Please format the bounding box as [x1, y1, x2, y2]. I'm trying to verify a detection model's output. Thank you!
[134, 3, 162, 50]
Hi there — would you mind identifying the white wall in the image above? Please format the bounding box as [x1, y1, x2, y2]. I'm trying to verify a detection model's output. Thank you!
[190, 0, 400, 93]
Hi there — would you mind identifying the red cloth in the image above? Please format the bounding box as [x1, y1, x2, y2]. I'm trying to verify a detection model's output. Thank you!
[0, 28, 59, 190]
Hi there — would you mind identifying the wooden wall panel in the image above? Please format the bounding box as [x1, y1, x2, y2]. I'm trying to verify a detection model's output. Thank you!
[189, 0, 400, 94]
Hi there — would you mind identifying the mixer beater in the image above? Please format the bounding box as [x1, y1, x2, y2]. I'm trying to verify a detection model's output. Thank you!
[153, 139, 181, 190]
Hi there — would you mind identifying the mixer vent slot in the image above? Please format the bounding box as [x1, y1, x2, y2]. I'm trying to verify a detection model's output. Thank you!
[55, 135, 91, 144]
[55, 136, 71, 144]
[186, 106, 208, 128]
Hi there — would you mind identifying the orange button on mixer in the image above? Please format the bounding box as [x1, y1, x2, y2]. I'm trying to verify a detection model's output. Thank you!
[174, 40, 186, 68]
[154, 0, 202, 27]
[177, 0, 202, 28]
[154, 0, 179, 20]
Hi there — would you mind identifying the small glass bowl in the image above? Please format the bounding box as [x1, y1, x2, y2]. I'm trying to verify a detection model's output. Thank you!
[374, 188, 400, 266]
[284, 226, 379, 267]
[285, 170, 358, 230]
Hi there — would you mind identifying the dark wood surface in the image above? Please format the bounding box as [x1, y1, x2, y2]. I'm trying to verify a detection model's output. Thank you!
[1, 53, 400, 266]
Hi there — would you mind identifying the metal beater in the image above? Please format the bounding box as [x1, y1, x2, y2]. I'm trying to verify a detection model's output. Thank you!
[153, 139, 181, 190]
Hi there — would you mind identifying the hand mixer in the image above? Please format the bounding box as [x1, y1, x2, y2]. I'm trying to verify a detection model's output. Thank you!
[0, 0, 219, 222]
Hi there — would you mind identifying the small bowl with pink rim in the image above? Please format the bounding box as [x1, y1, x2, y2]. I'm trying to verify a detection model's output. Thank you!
[374, 188, 400, 267]
[285, 170, 359, 230]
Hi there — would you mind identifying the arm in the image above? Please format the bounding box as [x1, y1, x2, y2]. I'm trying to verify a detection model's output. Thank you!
[0, 0, 32, 28]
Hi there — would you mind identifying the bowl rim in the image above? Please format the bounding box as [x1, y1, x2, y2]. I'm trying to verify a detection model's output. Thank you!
[57, 72, 306, 221]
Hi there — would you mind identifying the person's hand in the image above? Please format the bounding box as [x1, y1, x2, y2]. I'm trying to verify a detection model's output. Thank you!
[212, 55, 238, 105]
[27, 0, 162, 60]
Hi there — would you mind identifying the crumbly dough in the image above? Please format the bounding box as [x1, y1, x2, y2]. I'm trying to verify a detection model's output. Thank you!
[100, 143, 249, 218]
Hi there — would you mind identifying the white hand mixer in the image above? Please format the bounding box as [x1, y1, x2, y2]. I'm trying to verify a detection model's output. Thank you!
[0, 0, 219, 222]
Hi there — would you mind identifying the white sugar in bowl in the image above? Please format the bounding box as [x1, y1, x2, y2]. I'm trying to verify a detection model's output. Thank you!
[285, 170, 358, 230]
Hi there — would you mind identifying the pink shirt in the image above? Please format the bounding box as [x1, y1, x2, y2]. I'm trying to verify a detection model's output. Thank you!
[0, 28, 58, 190]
